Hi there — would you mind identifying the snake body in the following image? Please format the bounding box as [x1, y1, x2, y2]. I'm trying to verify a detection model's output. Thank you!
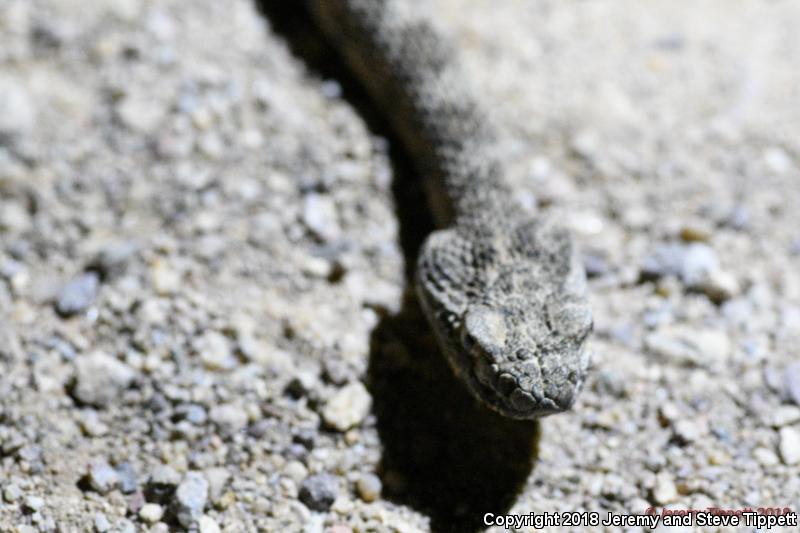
[307, 0, 592, 418]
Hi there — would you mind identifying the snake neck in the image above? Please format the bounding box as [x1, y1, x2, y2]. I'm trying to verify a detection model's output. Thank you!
[307, 0, 516, 227]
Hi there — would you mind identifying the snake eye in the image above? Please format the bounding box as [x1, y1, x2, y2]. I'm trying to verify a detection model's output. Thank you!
[462, 305, 507, 358]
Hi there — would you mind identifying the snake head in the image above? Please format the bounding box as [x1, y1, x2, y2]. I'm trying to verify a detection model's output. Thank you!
[417, 221, 592, 419]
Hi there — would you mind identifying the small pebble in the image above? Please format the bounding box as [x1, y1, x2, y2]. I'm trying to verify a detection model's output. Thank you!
[150, 259, 181, 295]
[753, 447, 779, 467]
[355, 473, 381, 503]
[146, 465, 180, 503]
[138, 503, 164, 524]
[764, 146, 792, 174]
[679, 222, 712, 242]
[204, 468, 231, 504]
[679, 243, 718, 287]
[23, 495, 44, 513]
[651, 472, 678, 505]
[71, 351, 136, 408]
[172, 472, 209, 528]
[784, 362, 800, 406]
[176, 404, 207, 425]
[771, 405, 800, 427]
[0, 202, 31, 233]
[778, 426, 800, 465]
[56, 272, 100, 316]
[701, 269, 739, 303]
[672, 419, 703, 444]
[284, 461, 308, 485]
[299, 473, 339, 511]
[322, 381, 372, 432]
[208, 404, 249, 436]
[3, 484, 22, 502]
[92, 241, 139, 278]
[195, 330, 236, 371]
[115, 462, 138, 494]
[116, 95, 165, 133]
[94, 513, 111, 533]
[302, 193, 341, 242]
[87, 460, 120, 494]
[198, 515, 221, 533]
[583, 253, 609, 278]
[0, 75, 35, 136]
[79, 410, 109, 437]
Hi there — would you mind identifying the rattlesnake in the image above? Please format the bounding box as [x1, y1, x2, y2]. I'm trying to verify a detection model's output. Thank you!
[307, 0, 592, 418]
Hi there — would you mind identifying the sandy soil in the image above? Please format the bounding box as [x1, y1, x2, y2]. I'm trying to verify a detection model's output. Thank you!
[1, 1, 799, 532]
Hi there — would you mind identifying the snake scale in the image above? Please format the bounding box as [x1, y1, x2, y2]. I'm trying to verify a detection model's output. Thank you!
[306, 0, 593, 419]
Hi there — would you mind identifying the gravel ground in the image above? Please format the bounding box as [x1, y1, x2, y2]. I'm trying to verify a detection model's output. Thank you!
[1, 1, 800, 532]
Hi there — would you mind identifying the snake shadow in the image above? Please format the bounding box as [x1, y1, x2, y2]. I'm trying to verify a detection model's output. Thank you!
[254, 3, 539, 531]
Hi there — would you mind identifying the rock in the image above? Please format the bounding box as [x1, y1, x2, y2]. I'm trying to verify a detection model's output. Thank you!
[198, 515, 221, 533]
[172, 472, 209, 528]
[285, 371, 319, 399]
[112, 518, 136, 533]
[146, 465, 180, 503]
[724, 205, 750, 230]
[87, 460, 120, 494]
[679, 243, 718, 287]
[302, 193, 340, 242]
[204, 468, 230, 504]
[56, 272, 100, 316]
[3, 484, 22, 502]
[672, 419, 704, 444]
[150, 259, 181, 295]
[116, 95, 166, 133]
[299, 473, 339, 512]
[322, 381, 372, 432]
[94, 513, 111, 533]
[175, 404, 207, 425]
[639, 243, 685, 280]
[0, 324, 24, 362]
[91, 241, 139, 279]
[651, 472, 678, 505]
[0, 75, 35, 137]
[283, 461, 308, 485]
[753, 447, 779, 467]
[701, 269, 739, 304]
[784, 362, 800, 406]
[115, 462, 138, 494]
[0, 201, 31, 233]
[71, 351, 136, 408]
[208, 404, 248, 436]
[771, 406, 800, 427]
[138, 503, 164, 524]
[583, 253, 609, 278]
[764, 146, 792, 174]
[778, 426, 800, 465]
[355, 473, 381, 503]
[22, 495, 44, 513]
[644, 327, 730, 366]
[195, 330, 236, 371]
[679, 222, 712, 242]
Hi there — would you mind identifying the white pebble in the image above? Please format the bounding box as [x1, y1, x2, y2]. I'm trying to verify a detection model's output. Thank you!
[778, 426, 800, 465]
[323, 381, 372, 432]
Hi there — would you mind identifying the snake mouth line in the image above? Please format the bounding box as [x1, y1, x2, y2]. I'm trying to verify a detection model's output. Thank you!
[468, 376, 566, 419]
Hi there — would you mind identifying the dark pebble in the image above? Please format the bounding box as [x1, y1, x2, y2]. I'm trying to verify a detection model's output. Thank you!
[299, 473, 339, 511]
